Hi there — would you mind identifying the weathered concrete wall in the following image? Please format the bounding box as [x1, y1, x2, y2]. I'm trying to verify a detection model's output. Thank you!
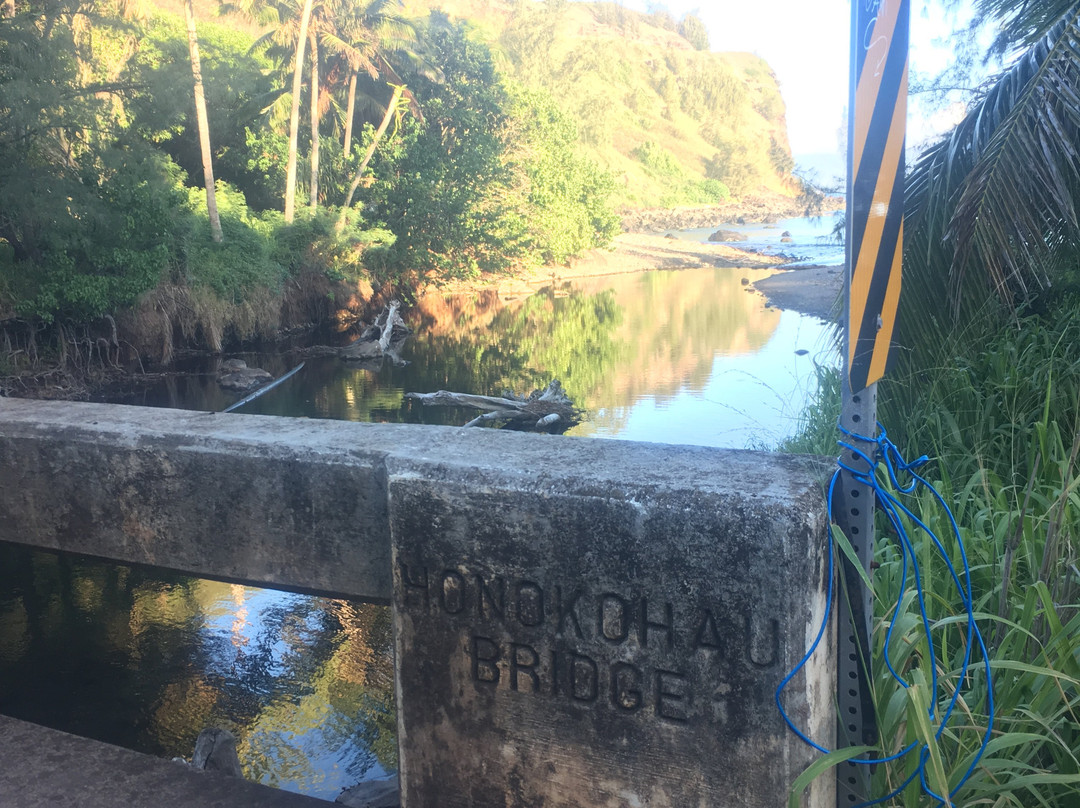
[0, 399, 835, 807]
[0, 715, 330, 808]
[389, 448, 835, 808]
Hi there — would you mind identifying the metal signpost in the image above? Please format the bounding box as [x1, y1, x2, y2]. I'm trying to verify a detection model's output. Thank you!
[836, 0, 909, 804]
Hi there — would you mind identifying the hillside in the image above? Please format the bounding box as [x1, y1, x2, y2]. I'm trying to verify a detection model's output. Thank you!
[401, 0, 797, 209]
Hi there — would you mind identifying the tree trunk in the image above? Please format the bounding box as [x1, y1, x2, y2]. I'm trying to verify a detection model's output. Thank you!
[284, 0, 315, 223]
[343, 71, 358, 157]
[184, 0, 223, 243]
[308, 31, 319, 213]
[336, 84, 403, 231]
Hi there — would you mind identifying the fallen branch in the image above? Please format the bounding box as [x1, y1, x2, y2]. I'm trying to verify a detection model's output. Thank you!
[405, 380, 581, 433]
[340, 300, 410, 364]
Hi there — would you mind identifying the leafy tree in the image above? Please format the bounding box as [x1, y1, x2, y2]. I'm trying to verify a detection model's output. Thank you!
[122, 16, 275, 209]
[678, 13, 709, 51]
[767, 136, 793, 176]
[369, 22, 530, 277]
[506, 85, 619, 263]
[0, 0, 186, 322]
[704, 140, 757, 196]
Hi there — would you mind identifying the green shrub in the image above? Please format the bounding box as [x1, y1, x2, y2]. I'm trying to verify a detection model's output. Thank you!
[784, 298, 1080, 807]
[678, 13, 709, 51]
[1, 148, 187, 323]
[509, 85, 620, 263]
[632, 140, 685, 178]
[182, 183, 284, 303]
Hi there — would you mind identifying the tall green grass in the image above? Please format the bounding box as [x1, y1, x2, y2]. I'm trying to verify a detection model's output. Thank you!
[785, 299, 1080, 806]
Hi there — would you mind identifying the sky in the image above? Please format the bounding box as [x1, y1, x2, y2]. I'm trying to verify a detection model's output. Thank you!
[615, 0, 977, 175]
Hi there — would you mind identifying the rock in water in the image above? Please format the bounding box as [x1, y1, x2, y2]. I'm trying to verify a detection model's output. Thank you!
[192, 728, 242, 777]
[217, 358, 273, 392]
[707, 229, 747, 242]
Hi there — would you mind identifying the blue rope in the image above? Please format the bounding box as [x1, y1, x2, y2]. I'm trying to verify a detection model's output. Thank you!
[775, 422, 995, 807]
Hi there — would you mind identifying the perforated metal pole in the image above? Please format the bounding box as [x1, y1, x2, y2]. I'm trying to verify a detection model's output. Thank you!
[834, 378, 877, 806]
[836, 0, 911, 796]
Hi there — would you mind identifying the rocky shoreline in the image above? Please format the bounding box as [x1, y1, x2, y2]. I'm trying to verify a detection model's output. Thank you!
[619, 193, 844, 233]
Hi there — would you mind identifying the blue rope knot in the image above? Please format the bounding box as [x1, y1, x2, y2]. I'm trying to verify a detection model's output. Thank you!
[774, 421, 994, 808]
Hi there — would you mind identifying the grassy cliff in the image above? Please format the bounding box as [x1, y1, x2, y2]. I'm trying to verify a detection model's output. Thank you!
[402, 0, 796, 209]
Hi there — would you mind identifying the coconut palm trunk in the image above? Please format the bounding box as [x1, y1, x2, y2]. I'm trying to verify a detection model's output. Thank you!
[337, 84, 403, 230]
[184, 0, 223, 242]
[308, 30, 319, 213]
[343, 71, 358, 156]
[284, 0, 315, 223]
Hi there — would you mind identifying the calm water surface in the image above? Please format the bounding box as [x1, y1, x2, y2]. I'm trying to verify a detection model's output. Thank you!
[0, 252, 838, 799]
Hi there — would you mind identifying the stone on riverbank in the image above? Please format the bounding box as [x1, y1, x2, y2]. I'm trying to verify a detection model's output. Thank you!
[708, 228, 747, 242]
[217, 359, 272, 392]
[191, 728, 243, 777]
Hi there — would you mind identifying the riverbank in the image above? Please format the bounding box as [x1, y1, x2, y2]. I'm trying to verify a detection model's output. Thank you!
[424, 232, 844, 324]
[423, 233, 788, 297]
[753, 265, 843, 321]
[2, 217, 840, 401]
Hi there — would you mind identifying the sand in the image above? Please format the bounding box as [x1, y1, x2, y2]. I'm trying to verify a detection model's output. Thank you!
[753, 265, 844, 321]
[424, 233, 843, 322]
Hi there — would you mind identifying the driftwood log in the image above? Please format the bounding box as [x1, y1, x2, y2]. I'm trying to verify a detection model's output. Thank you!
[339, 300, 410, 364]
[405, 380, 581, 433]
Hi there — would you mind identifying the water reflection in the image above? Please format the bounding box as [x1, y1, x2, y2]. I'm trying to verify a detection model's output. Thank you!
[20, 262, 837, 798]
[117, 264, 833, 448]
[0, 546, 395, 799]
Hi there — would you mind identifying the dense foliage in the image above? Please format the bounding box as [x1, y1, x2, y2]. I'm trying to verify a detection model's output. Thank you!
[781, 3, 1080, 805]
[0, 0, 665, 358]
[490, 0, 793, 207]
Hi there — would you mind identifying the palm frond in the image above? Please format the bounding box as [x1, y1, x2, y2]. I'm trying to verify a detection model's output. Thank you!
[974, 0, 1080, 55]
[907, 9, 1080, 314]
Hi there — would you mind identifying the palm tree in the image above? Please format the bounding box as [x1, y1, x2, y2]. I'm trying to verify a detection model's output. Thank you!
[307, 25, 319, 212]
[880, 2, 1080, 431]
[223, 0, 318, 222]
[184, 0, 224, 242]
[282, 0, 315, 222]
[319, 0, 418, 158]
[903, 3, 1080, 320]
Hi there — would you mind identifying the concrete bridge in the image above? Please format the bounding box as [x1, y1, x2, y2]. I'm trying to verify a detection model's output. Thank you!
[0, 399, 834, 807]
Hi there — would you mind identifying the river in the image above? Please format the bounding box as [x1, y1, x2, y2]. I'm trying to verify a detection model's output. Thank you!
[0, 223, 840, 800]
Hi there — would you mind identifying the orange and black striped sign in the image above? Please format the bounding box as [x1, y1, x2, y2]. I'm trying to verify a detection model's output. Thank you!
[846, 0, 908, 392]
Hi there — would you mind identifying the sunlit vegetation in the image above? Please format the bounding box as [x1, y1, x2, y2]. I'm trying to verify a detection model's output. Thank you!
[782, 3, 1080, 804]
[3, 0, 799, 362]
[451, 0, 795, 207]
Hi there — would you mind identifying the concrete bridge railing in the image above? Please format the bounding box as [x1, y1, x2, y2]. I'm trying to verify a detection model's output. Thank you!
[0, 399, 834, 807]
